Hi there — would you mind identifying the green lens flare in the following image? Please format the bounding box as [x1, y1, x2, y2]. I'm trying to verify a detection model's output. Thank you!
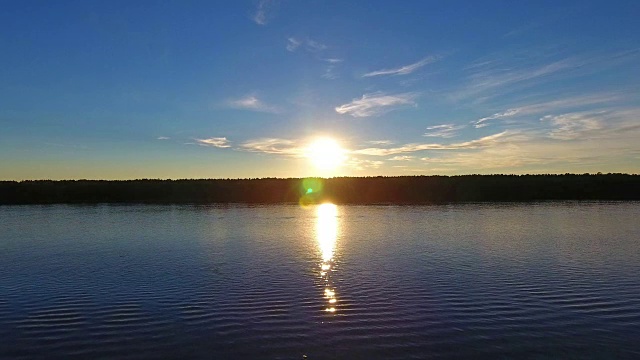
[299, 178, 325, 207]
[302, 178, 324, 193]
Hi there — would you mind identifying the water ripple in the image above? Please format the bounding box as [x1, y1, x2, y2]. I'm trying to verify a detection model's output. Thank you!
[1, 202, 639, 359]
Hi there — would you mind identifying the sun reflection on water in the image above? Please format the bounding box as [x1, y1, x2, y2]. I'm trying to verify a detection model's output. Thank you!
[316, 203, 339, 313]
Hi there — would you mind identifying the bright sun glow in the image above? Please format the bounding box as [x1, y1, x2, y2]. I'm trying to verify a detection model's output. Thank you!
[306, 138, 346, 171]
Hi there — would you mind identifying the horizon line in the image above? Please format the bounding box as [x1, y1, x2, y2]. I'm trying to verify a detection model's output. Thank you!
[2, 172, 637, 182]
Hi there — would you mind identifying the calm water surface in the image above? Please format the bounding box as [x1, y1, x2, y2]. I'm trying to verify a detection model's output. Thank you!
[1, 202, 639, 359]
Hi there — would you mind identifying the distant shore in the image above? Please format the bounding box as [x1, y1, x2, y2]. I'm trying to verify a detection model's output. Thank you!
[1, 174, 639, 205]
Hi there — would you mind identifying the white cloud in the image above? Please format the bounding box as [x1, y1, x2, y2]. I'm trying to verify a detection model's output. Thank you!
[196, 137, 231, 148]
[322, 65, 338, 80]
[335, 92, 418, 117]
[240, 138, 304, 157]
[253, 0, 276, 25]
[474, 109, 521, 128]
[412, 108, 640, 174]
[286, 37, 327, 53]
[473, 94, 622, 128]
[306, 39, 327, 52]
[227, 95, 280, 113]
[388, 156, 415, 161]
[353, 131, 513, 156]
[423, 124, 465, 138]
[367, 140, 394, 145]
[321, 58, 343, 80]
[286, 37, 301, 52]
[346, 157, 385, 170]
[363, 56, 439, 77]
[157, 136, 170, 140]
[286, 38, 334, 79]
[455, 49, 639, 103]
[464, 58, 576, 97]
[541, 111, 608, 140]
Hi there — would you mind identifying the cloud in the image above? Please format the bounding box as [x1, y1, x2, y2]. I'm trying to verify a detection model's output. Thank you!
[322, 69, 338, 80]
[157, 136, 170, 140]
[285, 38, 336, 79]
[388, 156, 415, 161]
[335, 92, 418, 117]
[353, 131, 513, 156]
[322, 58, 343, 80]
[473, 94, 622, 128]
[363, 56, 439, 77]
[341, 106, 640, 174]
[411, 108, 640, 174]
[253, 0, 277, 25]
[286, 37, 327, 53]
[474, 109, 521, 128]
[423, 124, 465, 138]
[541, 113, 603, 140]
[306, 39, 327, 52]
[367, 140, 394, 145]
[537, 108, 640, 141]
[346, 157, 385, 170]
[470, 59, 574, 93]
[196, 137, 231, 148]
[240, 138, 304, 157]
[455, 49, 639, 103]
[286, 37, 301, 52]
[227, 95, 280, 113]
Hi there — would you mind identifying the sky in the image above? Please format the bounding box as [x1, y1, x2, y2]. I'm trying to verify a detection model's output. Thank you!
[1, 0, 639, 180]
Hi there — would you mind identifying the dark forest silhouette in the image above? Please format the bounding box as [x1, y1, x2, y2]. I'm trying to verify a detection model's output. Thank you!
[1, 174, 639, 205]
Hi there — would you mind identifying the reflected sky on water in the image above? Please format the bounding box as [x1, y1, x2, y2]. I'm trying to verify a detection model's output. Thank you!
[2, 202, 640, 359]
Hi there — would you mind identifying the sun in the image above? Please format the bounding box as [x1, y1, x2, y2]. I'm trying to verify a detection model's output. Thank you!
[306, 138, 347, 171]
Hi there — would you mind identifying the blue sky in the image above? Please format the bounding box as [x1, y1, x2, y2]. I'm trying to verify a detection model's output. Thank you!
[1, 0, 639, 179]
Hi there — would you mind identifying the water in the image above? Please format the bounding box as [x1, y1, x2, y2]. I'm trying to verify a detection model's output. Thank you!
[1, 202, 639, 359]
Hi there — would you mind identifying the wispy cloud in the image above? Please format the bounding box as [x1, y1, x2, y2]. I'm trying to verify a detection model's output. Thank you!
[157, 136, 170, 140]
[542, 112, 604, 140]
[286, 39, 337, 78]
[335, 92, 418, 117]
[540, 108, 640, 141]
[240, 138, 304, 156]
[286, 37, 327, 53]
[473, 94, 622, 128]
[286, 37, 301, 52]
[253, 0, 277, 25]
[306, 39, 327, 52]
[388, 156, 415, 161]
[346, 157, 385, 170]
[467, 58, 574, 95]
[353, 131, 513, 156]
[423, 124, 465, 138]
[410, 108, 640, 174]
[322, 68, 338, 80]
[363, 56, 439, 77]
[320, 58, 344, 80]
[196, 137, 231, 148]
[474, 109, 521, 128]
[367, 140, 394, 145]
[227, 95, 280, 113]
[456, 49, 640, 103]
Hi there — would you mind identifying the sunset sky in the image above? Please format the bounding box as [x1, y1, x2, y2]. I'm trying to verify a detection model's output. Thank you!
[1, 0, 639, 180]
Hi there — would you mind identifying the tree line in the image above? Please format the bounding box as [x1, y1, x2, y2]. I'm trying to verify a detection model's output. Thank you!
[1, 174, 639, 205]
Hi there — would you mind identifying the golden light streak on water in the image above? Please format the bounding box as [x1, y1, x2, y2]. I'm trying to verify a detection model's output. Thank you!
[316, 203, 339, 313]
